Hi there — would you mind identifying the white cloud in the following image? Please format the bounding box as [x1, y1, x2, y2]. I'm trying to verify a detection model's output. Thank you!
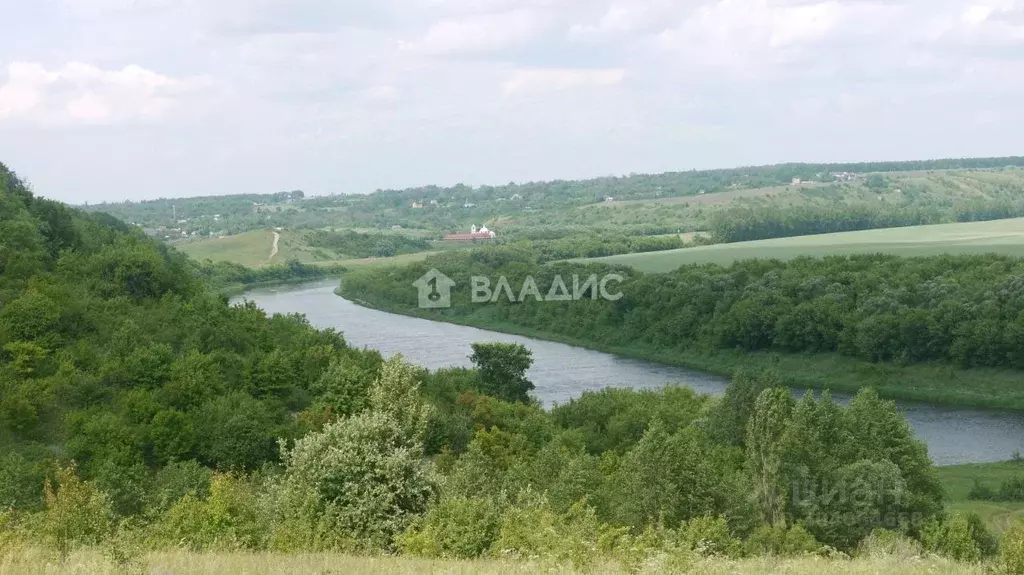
[503, 67, 626, 94]
[4, 0, 1024, 203]
[0, 62, 211, 126]
[407, 9, 552, 55]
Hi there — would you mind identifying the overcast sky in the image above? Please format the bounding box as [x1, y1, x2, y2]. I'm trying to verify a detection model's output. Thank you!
[1, 0, 1022, 204]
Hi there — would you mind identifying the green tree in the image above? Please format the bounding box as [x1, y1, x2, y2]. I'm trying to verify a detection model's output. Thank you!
[469, 343, 535, 403]
[746, 388, 795, 526]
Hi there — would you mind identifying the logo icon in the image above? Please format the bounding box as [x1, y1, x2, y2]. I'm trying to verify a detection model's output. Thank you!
[413, 269, 456, 309]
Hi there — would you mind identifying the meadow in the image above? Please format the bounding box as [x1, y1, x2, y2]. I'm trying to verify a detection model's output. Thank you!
[176, 229, 445, 270]
[939, 461, 1024, 533]
[583, 218, 1024, 272]
[0, 547, 989, 575]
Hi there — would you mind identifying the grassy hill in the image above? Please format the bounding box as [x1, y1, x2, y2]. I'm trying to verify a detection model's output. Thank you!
[581, 218, 1024, 272]
[176, 229, 450, 269]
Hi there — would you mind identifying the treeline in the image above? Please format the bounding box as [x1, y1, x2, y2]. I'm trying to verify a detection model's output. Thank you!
[510, 233, 692, 263]
[341, 247, 1024, 370]
[305, 230, 433, 258]
[708, 204, 948, 243]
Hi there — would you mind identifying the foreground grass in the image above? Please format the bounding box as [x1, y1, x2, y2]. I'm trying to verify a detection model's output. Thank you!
[0, 548, 987, 575]
[583, 217, 1024, 272]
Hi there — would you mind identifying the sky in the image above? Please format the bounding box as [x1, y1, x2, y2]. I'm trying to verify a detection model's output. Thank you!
[0, 0, 1022, 204]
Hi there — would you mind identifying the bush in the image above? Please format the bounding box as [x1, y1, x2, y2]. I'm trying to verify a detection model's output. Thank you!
[1001, 519, 1024, 574]
[148, 473, 267, 551]
[399, 496, 501, 558]
[921, 513, 995, 562]
[275, 410, 437, 550]
[147, 460, 213, 515]
[999, 477, 1024, 502]
[490, 492, 624, 569]
[968, 479, 996, 501]
[856, 528, 923, 560]
[744, 523, 823, 557]
[27, 466, 113, 554]
[678, 516, 742, 558]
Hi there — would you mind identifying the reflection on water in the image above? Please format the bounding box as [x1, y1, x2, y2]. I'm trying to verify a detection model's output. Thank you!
[234, 281, 1024, 466]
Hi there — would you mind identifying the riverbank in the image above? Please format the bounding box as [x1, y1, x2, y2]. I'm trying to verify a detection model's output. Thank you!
[336, 287, 1024, 412]
[214, 274, 344, 297]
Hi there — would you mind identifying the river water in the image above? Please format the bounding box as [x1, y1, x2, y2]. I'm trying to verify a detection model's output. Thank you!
[233, 280, 1024, 466]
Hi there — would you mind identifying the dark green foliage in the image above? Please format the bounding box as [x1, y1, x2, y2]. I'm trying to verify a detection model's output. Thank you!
[0, 163, 378, 514]
[602, 421, 752, 530]
[552, 386, 710, 454]
[305, 230, 432, 258]
[968, 476, 1024, 502]
[344, 249, 1024, 370]
[708, 369, 780, 447]
[469, 343, 535, 403]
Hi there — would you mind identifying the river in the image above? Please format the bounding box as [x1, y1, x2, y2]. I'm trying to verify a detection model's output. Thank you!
[233, 280, 1024, 466]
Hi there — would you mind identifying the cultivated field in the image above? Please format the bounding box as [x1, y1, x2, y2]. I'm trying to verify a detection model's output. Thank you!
[583, 218, 1024, 272]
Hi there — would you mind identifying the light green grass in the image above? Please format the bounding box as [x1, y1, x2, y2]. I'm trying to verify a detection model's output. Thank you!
[177, 230, 278, 267]
[938, 461, 1024, 532]
[0, 547, 987, 575]
[178, 230, 446, 269]
[583, 218, 1024, 272]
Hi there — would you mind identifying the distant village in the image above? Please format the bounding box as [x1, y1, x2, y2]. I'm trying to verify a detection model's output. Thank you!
[444, 225, 496, 241]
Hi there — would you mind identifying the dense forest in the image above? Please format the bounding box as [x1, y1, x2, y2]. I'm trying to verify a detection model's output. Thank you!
[341, 247, 1024, 373]
[6, 164, 1023, 568]
[304, 230, 433, 258]
[708, 199, 1024, 244]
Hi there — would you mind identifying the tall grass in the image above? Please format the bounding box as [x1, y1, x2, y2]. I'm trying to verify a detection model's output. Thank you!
[0, 547, 988, 575]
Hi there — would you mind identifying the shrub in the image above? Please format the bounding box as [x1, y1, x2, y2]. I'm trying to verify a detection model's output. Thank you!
[147, 460, 213, 515]
[1001, 519, 1024, 574]
[999, 477, 1024, 502]
[678, 516, 742, 558]
[274, 359, 438, 550]
[491, 492, 625, 569]
[968, 479, 996, 501]
[399, 496, 501, 558]
[148, 473, 267, 551]
[856, 528, 923, 560]
[275, 410, 437, 550]
[745, 523, 823, 557]
[27, 466, 112, 554]
[920, 513, 994, 562]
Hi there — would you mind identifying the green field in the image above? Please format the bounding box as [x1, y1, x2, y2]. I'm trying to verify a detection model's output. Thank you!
[583, 218, 1024, 272]
[177, 230, 280, 267]
[177, 229, 446, 269]
[938, 461, 1024, 533]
